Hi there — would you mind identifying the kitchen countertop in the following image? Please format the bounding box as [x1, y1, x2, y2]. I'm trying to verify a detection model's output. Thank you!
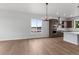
[64, 32, 79, 34]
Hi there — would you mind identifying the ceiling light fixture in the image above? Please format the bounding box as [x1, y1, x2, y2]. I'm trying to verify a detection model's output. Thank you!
[43, 3, 49, 21]
[77, 6, 79, 8]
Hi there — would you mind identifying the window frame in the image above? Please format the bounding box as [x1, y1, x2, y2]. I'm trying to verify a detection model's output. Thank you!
[31, 18, 42, 32]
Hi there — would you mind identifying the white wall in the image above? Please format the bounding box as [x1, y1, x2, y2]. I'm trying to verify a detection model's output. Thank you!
[0, 10, 49, 40]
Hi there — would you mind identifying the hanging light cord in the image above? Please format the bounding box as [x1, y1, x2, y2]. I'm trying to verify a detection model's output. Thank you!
[46, 3, 48, 20]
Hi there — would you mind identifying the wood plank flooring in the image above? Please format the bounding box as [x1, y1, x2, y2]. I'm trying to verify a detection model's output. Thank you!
[0, 37, 79, 55]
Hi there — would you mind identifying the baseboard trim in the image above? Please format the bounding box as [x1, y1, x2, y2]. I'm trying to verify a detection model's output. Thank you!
[0, 37, 49, 41]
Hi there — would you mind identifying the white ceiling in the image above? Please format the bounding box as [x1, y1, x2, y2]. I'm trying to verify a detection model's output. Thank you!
[0, 3, 78, 17]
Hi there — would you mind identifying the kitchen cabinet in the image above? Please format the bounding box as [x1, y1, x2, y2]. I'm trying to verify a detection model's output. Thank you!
[62, 21, 73, 28]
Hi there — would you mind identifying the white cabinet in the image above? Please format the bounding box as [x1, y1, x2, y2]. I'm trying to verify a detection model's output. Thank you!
[64, 32, 79, 45]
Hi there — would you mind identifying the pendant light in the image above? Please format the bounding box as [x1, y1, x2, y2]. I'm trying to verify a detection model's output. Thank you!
[44, 3, 49, 21]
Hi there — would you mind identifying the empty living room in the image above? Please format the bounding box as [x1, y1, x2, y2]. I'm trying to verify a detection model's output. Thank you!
[0, 1, 79, 58]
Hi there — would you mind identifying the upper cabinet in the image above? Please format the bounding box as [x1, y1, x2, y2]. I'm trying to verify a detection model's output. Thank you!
[61, 21, 73, 28]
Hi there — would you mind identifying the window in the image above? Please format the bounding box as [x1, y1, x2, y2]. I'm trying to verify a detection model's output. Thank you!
[31, 19, 42, 32]
[75, 21, 79, 28]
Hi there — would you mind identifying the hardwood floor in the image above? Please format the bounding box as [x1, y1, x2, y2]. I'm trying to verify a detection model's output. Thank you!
[0, 37, 79, 55]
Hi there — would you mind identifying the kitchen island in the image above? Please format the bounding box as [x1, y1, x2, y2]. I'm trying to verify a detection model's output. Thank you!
[64, 32, 79, 45]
